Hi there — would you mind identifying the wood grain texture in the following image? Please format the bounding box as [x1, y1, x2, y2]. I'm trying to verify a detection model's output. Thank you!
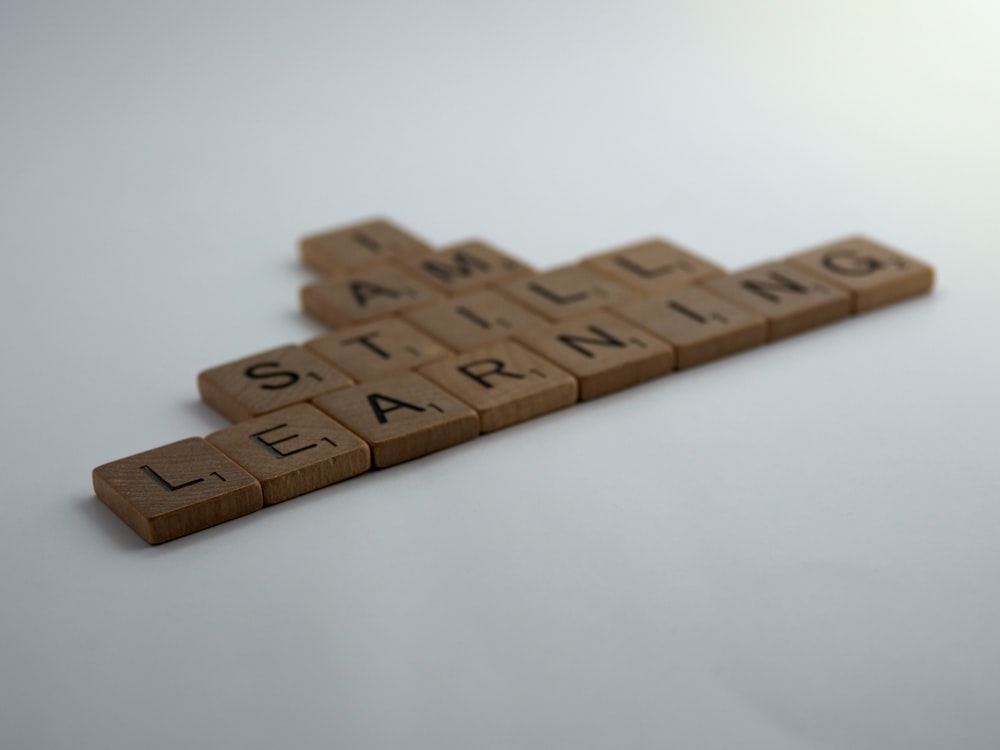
[402, 289, 548, 352]
[300, 217, 432, 275]
[614, 285, 768, 369]
[786, 235, 934, 313]
[582, 237, 726, 293]
[418, 341, 578, 433]
[305, 317, 453, 381]
[515, 310, 675, 400]
[206, 404, 370, 505]
[198, 344, 354, 422]
[498, 265, 634, 321]
[301, 265, 441, 328]
[703, 262, 852, 340]
[93, 437, 262, 544]
[311, 372, 479, 468]
[397, 239, 534, 295]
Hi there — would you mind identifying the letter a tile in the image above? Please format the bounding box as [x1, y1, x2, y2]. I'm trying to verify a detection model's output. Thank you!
[311, 373, 479, 468]
[198, 344, 354, 422]
[93, 437, 263, 544]
[786, 235, 934, 313]
[515, 310, 675, 400]
[207, 404, 371, 505]
[301, 265, 442, 328]
[418, 341, 578, 432]
[704, 262, 851, 340]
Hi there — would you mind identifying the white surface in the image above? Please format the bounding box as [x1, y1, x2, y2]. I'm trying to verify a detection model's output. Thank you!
[3, 2, 1000, 748]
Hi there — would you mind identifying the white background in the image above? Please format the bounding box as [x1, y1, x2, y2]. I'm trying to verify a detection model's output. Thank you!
[3, 2, 1000, 748]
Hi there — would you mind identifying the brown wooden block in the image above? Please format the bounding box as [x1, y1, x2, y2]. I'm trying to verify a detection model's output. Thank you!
[305, 317, 453, 382]
[703, 262, 852, 340]
[581, 237, 726, 293]
[514, 310, 675, 400]
[402, 289, 548, 352]
[300, 217, 432, 275]
[311, 372, 479, 468]
[499, 265, 633, 321]
[397, 239, 534, 295]
[301, 265, 442, 328]
[785, 235, 934, 313]
[206, 404, 370, 505]
[198, 344, 354, 422]
[93, 437, 262, 544]
[418, 341, 578, 433]
[614, 285, 767, 369]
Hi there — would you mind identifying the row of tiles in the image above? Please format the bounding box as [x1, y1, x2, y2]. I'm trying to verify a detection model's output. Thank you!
[94, 223, 934, 544]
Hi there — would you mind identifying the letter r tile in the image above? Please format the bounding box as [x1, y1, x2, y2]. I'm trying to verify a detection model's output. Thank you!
[207, 404, 370, 505]
[198, 344, 354, 422]
[418, 341, 578, 433]
[93, 437, 262, 544]
[515, 310, 675, 400]
[786, 235, 934, 313]
[311, 372, 479, 468]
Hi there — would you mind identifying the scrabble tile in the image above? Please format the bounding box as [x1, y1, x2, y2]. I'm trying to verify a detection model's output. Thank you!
[305, 317, 453, 382]
[614, 285, 767, 369]
[397, 239, 534, 295]
[704, 262, 852, 340]
[418, 341, 578, 433]
[786, 235, 934, 313]
[198, 344, 354, 422]
[402, 289, 548, 352]
[301, 265, 441, 328]
[300, 217, 432, 275]
[582, 237, 726, 293]
[311, 372, 479, 468]
[206, 404, 370, 505]
[499, 265, 634, 321]
[515, 310, 675, 400]
[93, 437, 262, 544]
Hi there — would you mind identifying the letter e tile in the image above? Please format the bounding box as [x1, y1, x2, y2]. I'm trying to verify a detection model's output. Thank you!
[786, 235, 934, 313]
[92, 437, 262, 544]
[207, 404, 370, 505]
[198, 344, 354, 422]
[419, 341, 578, 432]
[515, 311, 675, 400]
[311, 373, 479, 468]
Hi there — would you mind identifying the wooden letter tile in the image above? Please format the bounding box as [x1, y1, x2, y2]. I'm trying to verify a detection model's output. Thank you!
[207, 404, 370, 505]
[301, 265, 441, 328]
[499, 265, 634, 321]
[418, 341, 578, 432]
[93, 437, 263, 544]
[704, 262, 852, 340]
[198, 344, 354, 422]
[311, 372, 479, 468]
[305, 317, 453, 382]
[515, 310, 675, 400]
[786, 235, 934, 313]
[402, 289, 548, 352]
[300, 217, 431, 275]
[614, 285, 767, 369]
[582, 237, 725, 293]
[397, 239, 534, 295]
